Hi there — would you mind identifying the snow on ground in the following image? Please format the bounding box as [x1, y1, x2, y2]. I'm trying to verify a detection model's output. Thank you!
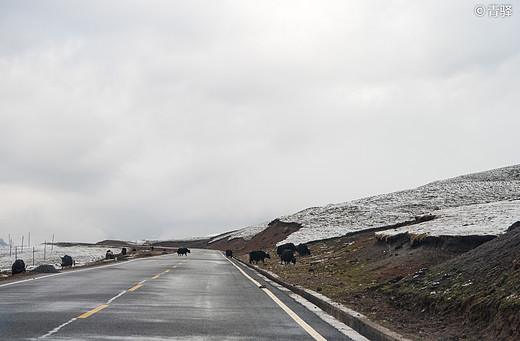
[279, 165, 520, 244]
[375, 200, 520, 237]
[209, 221, 270, 244]
[213, 165, 520, 245]
[0, 244, 110, 273]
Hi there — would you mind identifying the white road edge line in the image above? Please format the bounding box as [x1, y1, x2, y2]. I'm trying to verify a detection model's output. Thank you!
[258, 273, 370, 341]
[224, 255, 326, 341]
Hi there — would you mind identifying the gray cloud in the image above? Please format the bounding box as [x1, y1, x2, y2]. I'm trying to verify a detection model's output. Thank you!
[0, 1, 519, 244]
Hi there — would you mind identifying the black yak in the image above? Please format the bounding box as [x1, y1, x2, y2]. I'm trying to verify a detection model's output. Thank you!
[281, 250, 296, 265]
[249, 250, 270, 264]
[61, 255, 74, 268]
[177, 248, 190, 256]
[11, 259, 26, 275]
[277, 243, 296, 256]
[296, 243, 311, 256]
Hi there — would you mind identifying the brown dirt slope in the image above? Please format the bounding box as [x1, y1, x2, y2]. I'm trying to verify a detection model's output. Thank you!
[207, 219, 301, 253]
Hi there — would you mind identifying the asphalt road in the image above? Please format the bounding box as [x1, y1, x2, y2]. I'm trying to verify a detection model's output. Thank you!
[0, 249, 365, 340]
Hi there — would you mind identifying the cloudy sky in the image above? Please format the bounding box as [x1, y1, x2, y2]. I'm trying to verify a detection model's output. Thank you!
[1, 1, 519, 244]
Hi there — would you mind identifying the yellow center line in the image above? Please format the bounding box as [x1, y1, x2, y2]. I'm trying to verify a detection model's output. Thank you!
[77, 305, 109, 319]
[152, 275, 160, 279]
[165, 269, 170, 273]
[172, 265, 177, 268]
[128, 284, 143, 291]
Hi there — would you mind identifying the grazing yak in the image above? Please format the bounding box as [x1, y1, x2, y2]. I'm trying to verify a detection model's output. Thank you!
[225, 250, 233, 258]
[177, 248, 190, 256]
[277, 243, 296, 256]
[296, 243, 311, 256]
[105, 250, 115, 259]
[11, 259, 26, 275]
[249, 250, 270, 264]
[61, 255, 74, 268]
[281, 250, 296, 265]
[121, 247, 127, 255]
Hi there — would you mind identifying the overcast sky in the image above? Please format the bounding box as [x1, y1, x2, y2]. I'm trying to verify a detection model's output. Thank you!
[1, 1, 519, 244]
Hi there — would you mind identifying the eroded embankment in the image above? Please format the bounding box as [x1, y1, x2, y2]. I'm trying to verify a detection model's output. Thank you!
[378, 221, 520, 340]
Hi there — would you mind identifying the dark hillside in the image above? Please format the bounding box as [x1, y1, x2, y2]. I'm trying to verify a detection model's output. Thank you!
[380, 221, 520, 340]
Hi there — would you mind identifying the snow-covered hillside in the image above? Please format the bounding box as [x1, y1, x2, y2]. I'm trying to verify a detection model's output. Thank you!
[209, 221, 270, 244]
[212, 165, 520, 245]
[376, 200, 520, 237]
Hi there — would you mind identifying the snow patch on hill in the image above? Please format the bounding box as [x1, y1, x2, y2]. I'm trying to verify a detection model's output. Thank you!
[209, 221, 270, 244]
[214, 165, 520, 245]
[376, 200, 520, 237]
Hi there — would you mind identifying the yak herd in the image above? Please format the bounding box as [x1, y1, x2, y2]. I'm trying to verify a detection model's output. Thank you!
[224, 242, 311, 266]
[9, 246, 193, 276]
[10, 242, 304, 276]
[11, 254, 75, 275]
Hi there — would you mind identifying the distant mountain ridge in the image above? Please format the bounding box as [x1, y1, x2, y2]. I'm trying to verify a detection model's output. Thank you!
[211, 164, 520, 245]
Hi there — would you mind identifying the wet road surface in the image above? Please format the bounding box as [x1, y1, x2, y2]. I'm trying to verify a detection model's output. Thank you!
[0, 249, 365, 340]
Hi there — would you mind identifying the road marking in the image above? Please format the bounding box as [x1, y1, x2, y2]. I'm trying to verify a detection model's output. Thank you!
[77, 305, 109, 319]
[165, 269, 170, 273]
[225, 257, 326, 341]
[172, 265, 177, 268]
[262, 288, 326, 341]
[107, 290, 127, 304]
[152, 275, 160, 279]
[38, 318, 77, 339]
[129, 284, 143, 291]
